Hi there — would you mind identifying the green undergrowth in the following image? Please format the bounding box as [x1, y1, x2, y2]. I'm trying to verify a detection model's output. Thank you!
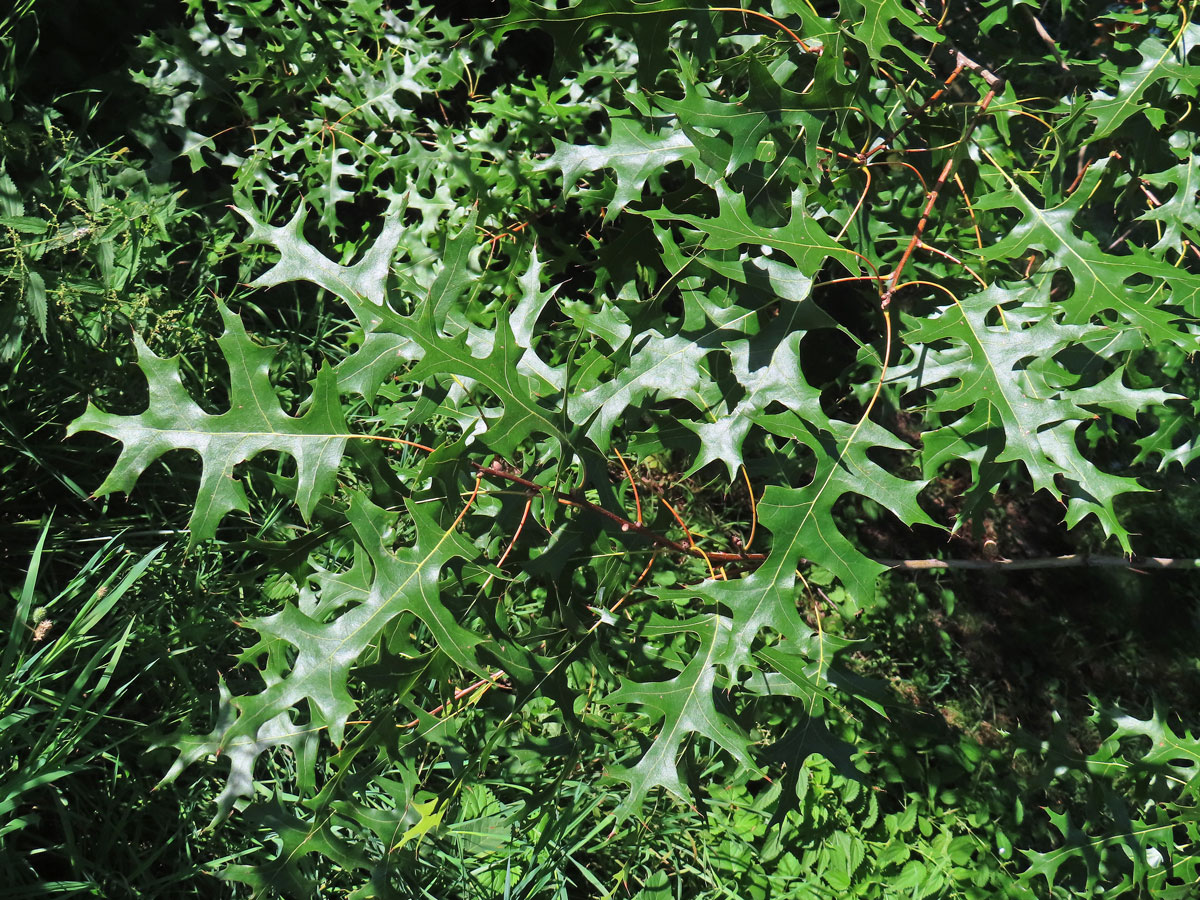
[2, 0, 1200, 897]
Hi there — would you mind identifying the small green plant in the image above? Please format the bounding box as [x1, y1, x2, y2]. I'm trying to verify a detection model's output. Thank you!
[5, 0, 1195, 896]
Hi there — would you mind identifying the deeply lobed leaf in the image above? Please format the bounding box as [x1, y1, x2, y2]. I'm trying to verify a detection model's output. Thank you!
[68, 303, 348, 543]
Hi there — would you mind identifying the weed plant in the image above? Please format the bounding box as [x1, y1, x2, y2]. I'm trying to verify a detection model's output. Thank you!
[2, 1, 1200, 898]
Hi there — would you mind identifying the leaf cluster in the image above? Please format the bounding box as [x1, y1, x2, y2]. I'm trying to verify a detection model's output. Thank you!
[5, 0, 1199, 897]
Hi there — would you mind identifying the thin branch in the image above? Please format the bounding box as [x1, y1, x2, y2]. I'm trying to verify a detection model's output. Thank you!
[871, 63, 964, 153]
[878, 5, 1005, 309]
[880, 555, 1200, 571]
[882, 85, 1000, 308]
[614, 446, 643, 525]
[478, 452, 768, 564]
[471, 463, 1200, 574]
[362, 436, 1200, 575]
[710, 6, 817, 55]
[346, 434, 762, 564]
[402, 671, 508, 729]
[1021, 6, 1070, 72]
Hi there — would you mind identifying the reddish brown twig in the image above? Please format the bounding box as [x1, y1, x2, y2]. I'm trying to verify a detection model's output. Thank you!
[399, 670, 508, 729]
[881, 83, 1001, 308]
[613, 446, 643, 525]
[356, 434, 768, 565]
[870, 63, 965, 155]
[711, 6, 817, 55]
[356, 439, 1200, 575]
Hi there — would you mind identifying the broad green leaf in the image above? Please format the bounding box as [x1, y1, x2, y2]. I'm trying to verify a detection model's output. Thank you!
[160, 492, 483, 823]
[751, 411, 934, 610]
[1140, 153, 1200, 253]
[1086, 705, 1200, 793]
[1022, 801, 1179, 895]
[405, 302, 575, 455]
[23, 269, 46, 337]
[68, 303, 348, 543]
[839, 0, 941, 68]
[394, 798, 446, 850]
[685, 319, 827, 477]
[603, 613, 758, 816]
[898, 282, 1172, 545]
[487, 0, 709, 82]
[219, 795, 376, 896]
[1133, 394, 1200, 471]
[641, 181, 863, 274]
[538, 114, 700, 215]
[1088, 27, 1200, 138]
[570, 327, 714, 450]
[650, 70, 828, 177]
[314, 147, 356, 231]
[1023, 705, 1200, 896]
[232, 205, 573, 456]
[975, 159, 1199, 347]
[0, 164, 24, 217]
[236, 203, 404, 310]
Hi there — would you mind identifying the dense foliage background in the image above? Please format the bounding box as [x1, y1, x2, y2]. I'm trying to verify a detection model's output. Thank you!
[3, 0, 1200, 897]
